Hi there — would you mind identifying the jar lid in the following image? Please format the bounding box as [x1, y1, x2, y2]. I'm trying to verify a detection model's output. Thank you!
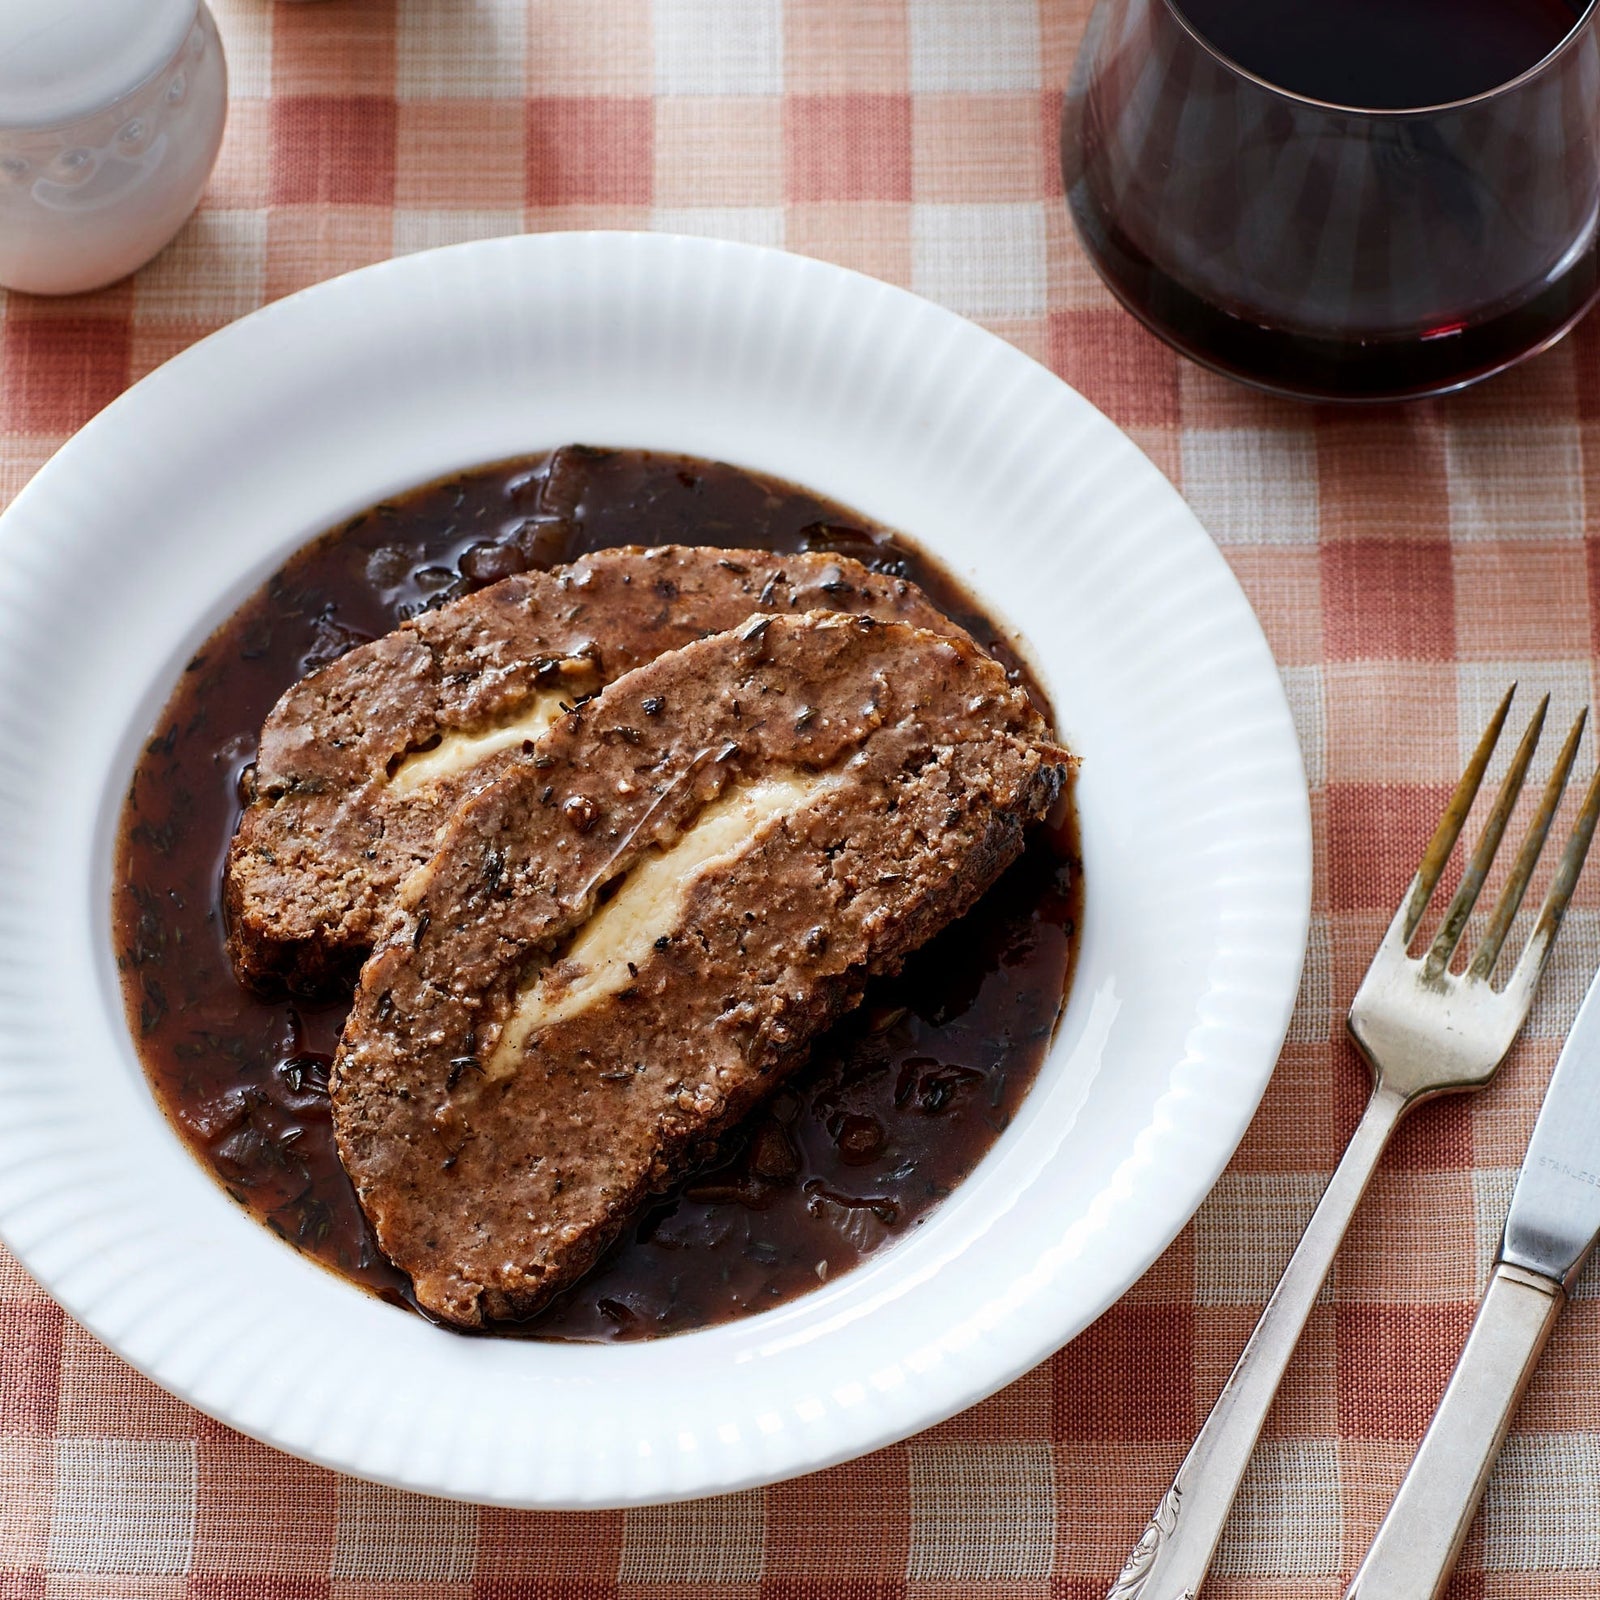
[0, 0, 199, 130]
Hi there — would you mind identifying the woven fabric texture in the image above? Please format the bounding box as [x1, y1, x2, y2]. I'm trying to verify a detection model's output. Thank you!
[4, 0, 1600, 1594]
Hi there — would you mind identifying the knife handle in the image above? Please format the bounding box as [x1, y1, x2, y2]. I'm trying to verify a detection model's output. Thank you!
[1344, 1263, 1565, 1600]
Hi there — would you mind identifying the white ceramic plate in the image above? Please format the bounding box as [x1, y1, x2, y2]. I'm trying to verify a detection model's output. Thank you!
[0, 232, 1308, 1508]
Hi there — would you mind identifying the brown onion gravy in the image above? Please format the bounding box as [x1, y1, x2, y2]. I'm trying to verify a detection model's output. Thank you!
[113, 447, 1079, 1340]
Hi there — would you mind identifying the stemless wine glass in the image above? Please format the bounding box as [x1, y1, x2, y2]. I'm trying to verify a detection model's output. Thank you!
[1062, 0, 1600, 400]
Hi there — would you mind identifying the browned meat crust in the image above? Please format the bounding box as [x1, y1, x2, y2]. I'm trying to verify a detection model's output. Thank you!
[225, 546, 958, 991]
[331, 612, 1071, 1328]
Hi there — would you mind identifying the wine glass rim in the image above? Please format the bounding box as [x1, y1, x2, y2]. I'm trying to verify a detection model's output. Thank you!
[1162, 0, 1598, 117]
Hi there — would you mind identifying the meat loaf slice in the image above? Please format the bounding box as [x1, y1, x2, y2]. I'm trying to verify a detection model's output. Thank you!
[226, 546, 958, 992]
[332, 612, 1071, 1328]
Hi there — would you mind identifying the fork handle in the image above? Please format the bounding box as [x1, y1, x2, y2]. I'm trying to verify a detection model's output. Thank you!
[1344, 1263, 1564, 1600]
[1107, 1084, 1406, 1600]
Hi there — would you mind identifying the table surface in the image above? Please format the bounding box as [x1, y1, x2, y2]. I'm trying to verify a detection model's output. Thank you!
[4, 0, 1600, 1594]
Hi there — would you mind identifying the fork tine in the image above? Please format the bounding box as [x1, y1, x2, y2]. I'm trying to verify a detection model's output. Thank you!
[1502, 748, 1600, 1017]
[1468, 706, 1586, 981]
[1387, 684, 1516, 950]
[1421, 695, 1548, 980]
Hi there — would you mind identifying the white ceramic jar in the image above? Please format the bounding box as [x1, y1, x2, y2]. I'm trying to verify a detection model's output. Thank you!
[0, 0, 228, 296]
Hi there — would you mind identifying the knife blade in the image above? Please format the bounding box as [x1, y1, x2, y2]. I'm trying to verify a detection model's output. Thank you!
[1500, 965, 1600, 1288]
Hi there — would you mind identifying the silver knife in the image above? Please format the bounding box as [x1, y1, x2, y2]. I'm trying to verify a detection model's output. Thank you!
[1345, 963, 1600, 1599]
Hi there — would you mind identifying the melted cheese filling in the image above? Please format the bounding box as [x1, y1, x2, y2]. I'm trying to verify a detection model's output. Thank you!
[488, 771, 831, 1077]
[386, 691, 571, 797]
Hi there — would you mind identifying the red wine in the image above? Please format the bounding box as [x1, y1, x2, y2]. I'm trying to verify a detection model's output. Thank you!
[1074, 209, 1600, 401]
[1176, 0, 1584, 110]
[1064, 0, 1600, 400]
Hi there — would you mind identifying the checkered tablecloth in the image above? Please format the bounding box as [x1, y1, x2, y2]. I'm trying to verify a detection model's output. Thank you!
[4, 0, 1600, 1594]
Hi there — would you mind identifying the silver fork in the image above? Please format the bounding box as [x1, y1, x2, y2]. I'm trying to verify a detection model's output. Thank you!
[1109, 685, 1600, 1600]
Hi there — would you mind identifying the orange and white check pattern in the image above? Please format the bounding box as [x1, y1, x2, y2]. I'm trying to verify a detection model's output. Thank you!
[4, 1, 1600, 1595]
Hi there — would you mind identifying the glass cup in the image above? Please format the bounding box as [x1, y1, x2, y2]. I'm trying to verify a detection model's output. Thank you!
[1061, 0, 1600, 401]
